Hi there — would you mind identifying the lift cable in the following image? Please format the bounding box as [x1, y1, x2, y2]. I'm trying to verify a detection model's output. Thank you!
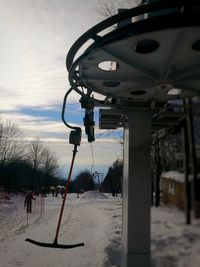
[90, 142, 95, 174]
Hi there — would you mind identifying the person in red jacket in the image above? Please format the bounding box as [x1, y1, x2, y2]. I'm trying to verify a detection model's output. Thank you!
[24, 191, 35, 213]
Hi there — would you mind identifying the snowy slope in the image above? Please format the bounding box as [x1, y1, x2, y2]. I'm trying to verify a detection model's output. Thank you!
[0, 192, 200, 267]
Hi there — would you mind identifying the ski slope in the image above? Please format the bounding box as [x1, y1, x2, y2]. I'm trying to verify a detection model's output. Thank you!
[1, 191, 200, 267]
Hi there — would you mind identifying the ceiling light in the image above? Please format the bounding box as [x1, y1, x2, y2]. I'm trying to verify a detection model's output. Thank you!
[167, 88, 182, 95]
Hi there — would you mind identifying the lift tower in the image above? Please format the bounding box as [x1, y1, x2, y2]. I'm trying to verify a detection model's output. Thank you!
[66, 1, 200, 266]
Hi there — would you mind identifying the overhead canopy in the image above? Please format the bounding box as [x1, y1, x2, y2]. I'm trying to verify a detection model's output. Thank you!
[67, 0, 200, 109]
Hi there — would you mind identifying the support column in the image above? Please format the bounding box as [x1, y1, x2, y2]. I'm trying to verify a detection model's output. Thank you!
[121, 110, 152, 267]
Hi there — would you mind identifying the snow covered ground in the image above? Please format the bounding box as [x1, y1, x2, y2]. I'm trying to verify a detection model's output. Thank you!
[0, 191, 200, 267]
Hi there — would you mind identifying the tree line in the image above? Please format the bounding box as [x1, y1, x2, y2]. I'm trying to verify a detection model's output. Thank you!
[0, 118, 122, 196]
[0, 119, 61, 193]
[101, 159, 123, 194]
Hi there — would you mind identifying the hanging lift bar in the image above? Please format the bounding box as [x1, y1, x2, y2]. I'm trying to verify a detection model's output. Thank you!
[25, 88, 84, 249]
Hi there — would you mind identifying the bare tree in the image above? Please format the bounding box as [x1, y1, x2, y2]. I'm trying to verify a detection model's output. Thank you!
[28, 137, 44, 169]
[0, 119, 25, 175]
[42, 147, 59, 194]
[42, 148, 59, 176]
[97, 0, 142, 18]
[27, 137, 45, 191]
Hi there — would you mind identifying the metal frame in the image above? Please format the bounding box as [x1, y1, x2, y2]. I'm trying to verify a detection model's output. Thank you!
[66, 0, 200, 109]
[65, 1, 200, 266]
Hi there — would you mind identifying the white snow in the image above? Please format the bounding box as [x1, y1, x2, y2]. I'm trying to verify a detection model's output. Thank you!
[1, 191, 200, 267]
[80, 191, 108, 200]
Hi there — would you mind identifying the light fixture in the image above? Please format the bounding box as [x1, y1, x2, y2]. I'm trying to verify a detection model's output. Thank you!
[98, 61, 118, 71]
[167, 88, 182, 95]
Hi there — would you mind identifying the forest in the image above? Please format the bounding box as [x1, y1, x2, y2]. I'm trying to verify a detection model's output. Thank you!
[0, 119, 61, 193]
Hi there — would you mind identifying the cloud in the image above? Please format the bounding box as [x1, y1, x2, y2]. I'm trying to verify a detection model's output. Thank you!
[0, 0, 122, 171]
[0, 0, 105, 114]
[45, 137, 122, 174]
[0, 0, 102, 110]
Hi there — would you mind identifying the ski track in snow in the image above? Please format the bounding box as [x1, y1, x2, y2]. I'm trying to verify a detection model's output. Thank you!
[0, 193, 122, 267]
[1, 193, 200, 267]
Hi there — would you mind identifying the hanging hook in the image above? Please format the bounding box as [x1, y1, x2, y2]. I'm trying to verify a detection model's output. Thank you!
[61, 87, 81, 146]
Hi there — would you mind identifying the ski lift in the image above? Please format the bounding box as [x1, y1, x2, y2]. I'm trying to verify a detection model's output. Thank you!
[80, 95, 95, 143]
[25, 88, 84, 249]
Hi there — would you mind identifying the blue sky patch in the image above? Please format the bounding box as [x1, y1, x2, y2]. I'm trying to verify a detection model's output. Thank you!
[19, 103, 89, 126]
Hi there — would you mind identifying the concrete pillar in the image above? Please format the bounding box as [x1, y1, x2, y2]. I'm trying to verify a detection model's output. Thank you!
[121, 110, 152, 267]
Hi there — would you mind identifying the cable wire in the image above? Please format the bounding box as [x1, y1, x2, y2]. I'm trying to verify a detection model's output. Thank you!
[90, 142, 95, 174]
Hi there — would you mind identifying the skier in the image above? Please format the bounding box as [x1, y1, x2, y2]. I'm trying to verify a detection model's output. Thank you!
[24, 191, 35, 213]
[60, 186, 65, 198]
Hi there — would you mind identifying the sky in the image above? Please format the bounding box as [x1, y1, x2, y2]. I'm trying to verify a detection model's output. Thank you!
[0, 0, 123, 179]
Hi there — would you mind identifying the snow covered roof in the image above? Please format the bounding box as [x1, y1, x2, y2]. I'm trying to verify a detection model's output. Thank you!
[161, 171, 185, 183]
[161, 171, 200, 183]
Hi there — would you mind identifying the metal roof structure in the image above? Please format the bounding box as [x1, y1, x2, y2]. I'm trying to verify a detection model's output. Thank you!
[99, 108, 186, 130]
[66, 0, 200, 112]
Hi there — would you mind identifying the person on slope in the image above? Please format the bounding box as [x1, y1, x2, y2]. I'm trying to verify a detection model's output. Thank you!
[24, 191, 35, 213]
